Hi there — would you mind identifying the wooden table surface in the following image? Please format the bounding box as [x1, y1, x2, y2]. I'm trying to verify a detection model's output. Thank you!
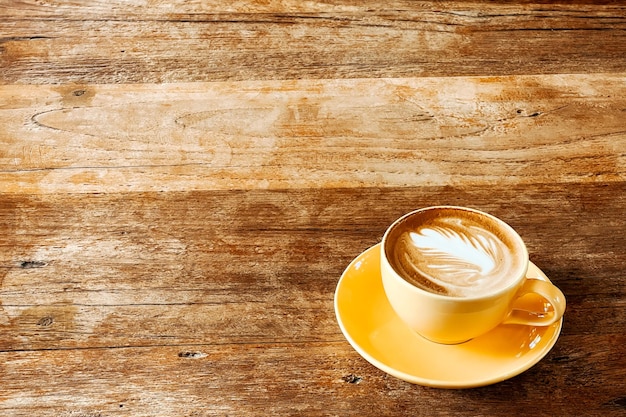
[1, 1, 625, 416]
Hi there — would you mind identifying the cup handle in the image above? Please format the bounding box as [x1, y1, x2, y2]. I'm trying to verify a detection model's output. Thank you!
[502, 279, 566, 326]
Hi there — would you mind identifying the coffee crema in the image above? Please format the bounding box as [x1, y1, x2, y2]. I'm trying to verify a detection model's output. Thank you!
[384, 208, 525, 297]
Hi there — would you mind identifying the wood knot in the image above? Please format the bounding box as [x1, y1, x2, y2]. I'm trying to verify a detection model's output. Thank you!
[178, 351, 207, 359]
[515, 109, 541, 117]
[20, 260, 46, 269]
[37, 316, 54, 327]
[605, 396, 626, 409]
[72, 89, 86, 96]
[342, 374, 362, 384]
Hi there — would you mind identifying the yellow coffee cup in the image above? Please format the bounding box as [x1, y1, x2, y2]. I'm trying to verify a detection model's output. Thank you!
[381, 206, 566, 344]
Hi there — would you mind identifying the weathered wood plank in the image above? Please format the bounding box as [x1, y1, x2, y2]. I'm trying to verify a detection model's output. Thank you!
[1, 183, 624, 351]
[0, 335, 624, 417]
[1, 74, 625, 194]
[1, 1, 626, 83]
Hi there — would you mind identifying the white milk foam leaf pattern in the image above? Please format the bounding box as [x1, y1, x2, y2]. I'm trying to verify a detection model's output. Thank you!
[410, 226, 499, 279]
[388, 211, 522, 297]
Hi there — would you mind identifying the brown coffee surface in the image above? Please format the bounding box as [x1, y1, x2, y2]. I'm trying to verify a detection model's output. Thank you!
[384, 208, 525, 297]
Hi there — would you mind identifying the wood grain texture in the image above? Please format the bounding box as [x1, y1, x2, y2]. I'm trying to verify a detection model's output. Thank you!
[0, 335, 624, 417]
[1, 74, 625, 194]
[1, 184, 625, 416]
[1, 1, 626, 416]
[1, 1, 626, 84]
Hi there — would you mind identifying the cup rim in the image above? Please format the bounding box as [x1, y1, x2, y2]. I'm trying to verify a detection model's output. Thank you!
[381, 205, 530, 301]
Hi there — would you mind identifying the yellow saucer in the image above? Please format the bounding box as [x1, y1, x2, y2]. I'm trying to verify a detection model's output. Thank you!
[334, 244, 563, 388]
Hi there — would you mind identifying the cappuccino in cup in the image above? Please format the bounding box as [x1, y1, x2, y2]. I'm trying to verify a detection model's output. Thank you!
[384, 207, 526, 298]
[381, 206, 566, 344]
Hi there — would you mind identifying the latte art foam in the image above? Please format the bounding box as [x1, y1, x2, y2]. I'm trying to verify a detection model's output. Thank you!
[386, 209, 524, 297]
